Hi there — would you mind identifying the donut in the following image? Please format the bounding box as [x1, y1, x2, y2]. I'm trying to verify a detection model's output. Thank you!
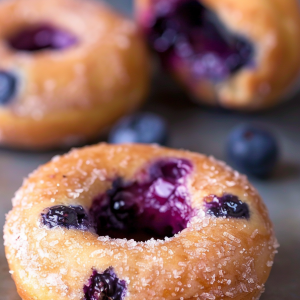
[0, 0, 149, 150]
[4, 143, 278, 300]
[135, 0, 300, 111]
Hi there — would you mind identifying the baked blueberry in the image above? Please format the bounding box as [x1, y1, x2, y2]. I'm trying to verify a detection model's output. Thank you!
[108, 112, 169, 145]
[8, 24, 77, 52]
[205, 194, 250, 219]
[227, 124, 279, 178]
[83, 267, 127, 300]
[41, 205, 90, 230]
[0, 71, 17, 105]
[149, 158, 192, 182]
[146, 0, 254, 80]
[90, 158, 193, 241]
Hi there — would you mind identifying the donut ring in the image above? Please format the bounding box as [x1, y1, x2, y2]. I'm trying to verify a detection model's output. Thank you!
[0, 0, 149, 150]
[135, 0, 300, 110]
[4, 144, 278, 300]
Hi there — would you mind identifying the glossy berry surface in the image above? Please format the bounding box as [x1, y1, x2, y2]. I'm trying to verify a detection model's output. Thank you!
[146, 0, 254, 80]
[83, 267, 127, 300]
[8, 24, 77, 52]
[205, 194, 250, 219]
[90, 158, 193, 241]
[227, 124, 279, 178]
[41, 205, 90, 230]
[108, 112, 168, 145]
[0, 71, 17, 105]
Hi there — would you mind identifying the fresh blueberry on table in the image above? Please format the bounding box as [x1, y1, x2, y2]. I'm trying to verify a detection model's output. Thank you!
[108, 112, 169, 145]
[227, 124, 279, 178]
[0, 71, 17, 105]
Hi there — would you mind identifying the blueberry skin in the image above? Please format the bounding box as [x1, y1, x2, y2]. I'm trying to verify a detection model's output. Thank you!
[108, 113, 169, 145]
[227, 124, 279, 178]
[41, 205, 91, 230]
[83, 267, 127, 300]
[205, 194, 250, 219]
[0, 71, 17, 105]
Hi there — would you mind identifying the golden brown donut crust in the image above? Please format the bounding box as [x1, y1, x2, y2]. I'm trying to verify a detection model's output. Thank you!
[4, 144, 277, 300]
[136, 0, 300, 110]
[0, 0, 149, 149]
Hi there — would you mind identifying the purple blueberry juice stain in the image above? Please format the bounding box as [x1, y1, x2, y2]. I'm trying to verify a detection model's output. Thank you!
[90, 158, 193, 241]
[83, 267, 127, 300]
[41, 205, 91, 230]
[8, 24, 77, 52]
[205, 194, 250, 219]
[146, 0, 254, 80]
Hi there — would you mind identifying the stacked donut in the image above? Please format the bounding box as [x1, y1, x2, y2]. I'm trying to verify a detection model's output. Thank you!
[0, 0, 149, 149]
[136, 0, 300, 110]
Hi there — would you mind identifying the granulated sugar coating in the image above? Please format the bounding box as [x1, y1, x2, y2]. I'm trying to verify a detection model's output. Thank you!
[4, 144, 278, 300]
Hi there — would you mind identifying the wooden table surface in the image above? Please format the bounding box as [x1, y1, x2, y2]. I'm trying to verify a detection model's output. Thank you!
[0, 0, 299, 299]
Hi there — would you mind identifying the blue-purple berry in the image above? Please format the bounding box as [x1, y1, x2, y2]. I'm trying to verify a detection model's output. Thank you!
[205, 194, 250, 219]
[41, 205, 90, 230]
[108, 112, 169, 145]
[0, 71, 17, 105]
[227, 124, 279, 178]
[149, 158, 192, 182]
[83, 267, 127, 300]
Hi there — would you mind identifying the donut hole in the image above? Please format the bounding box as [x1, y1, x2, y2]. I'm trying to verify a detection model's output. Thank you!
[147, 0, 254, 80]
[7, 23, 77, 52]
[90, 158, 193, 242]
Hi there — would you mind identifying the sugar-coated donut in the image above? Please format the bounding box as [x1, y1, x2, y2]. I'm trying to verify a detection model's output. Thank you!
[0, 0, 149, 150]
[135, 0, 300, 110]
[4, 144, 278, 300]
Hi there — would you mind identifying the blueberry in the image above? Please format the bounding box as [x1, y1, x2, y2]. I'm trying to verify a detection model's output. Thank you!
[83, 267, 127, 300]
[41, 205, 91, 230]
[8, 24, 77, 52]
[205, 194, 250, 219]
[0, 71, 17, 105]
[149, 158, 193, 182]
[108, 113, 169, 145]
[227, 124, 279, 178]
